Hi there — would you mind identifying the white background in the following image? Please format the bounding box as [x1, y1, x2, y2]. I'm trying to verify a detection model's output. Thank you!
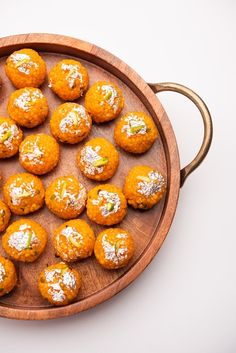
[0, 1, 235, 352]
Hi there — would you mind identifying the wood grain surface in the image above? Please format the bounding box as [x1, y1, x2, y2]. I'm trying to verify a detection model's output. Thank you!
[0, 34, 180, 320]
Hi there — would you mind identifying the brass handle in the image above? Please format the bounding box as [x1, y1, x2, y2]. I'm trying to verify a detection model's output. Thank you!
[149, 82, 213, 187]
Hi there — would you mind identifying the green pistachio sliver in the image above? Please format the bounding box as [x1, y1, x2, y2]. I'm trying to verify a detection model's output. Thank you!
[20, 190, 32, 198]
[0, 130, 12, 143]
[72, 116, 79, 127]
[26, 231, 33, 249]
[130, 125, 145, 134]
[136, 175, 150, 182]
[50, 194, 56, 201]
[15, 58, 29, 68]
[115, 240, 123, 254]
[27, 145, 41, 155]
[60, 183, 67, 199]
[0, 210, 5, 219]
[66, 68, 77, 88]
[93, 157, 109, 167]
[69, 235, 81, 248]
[60, 265, 69, 274]
[106, 202, 114, 212]
[104, 90, 112, 100]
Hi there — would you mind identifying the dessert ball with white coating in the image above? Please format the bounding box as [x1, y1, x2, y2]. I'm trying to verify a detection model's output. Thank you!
[5, 48, 46, 88]
[52, 219, 95, 262]
[48, 59, 89, 101]
[0, 256, 17, 296]
[19, 133, 60, 175]
[86, 184, 127, 226]
[3, 173, 45, 215]
[45, 175, 87, 219]
[85, 81, 124, 123]
[38, 262, 81, 306]
[123, 165, 167, 209]
[94, 228, 134, 269]
[50, 103, 92, 144]
[2, 219, 48, 262]
[114, 111, 158, 153]
[7, 87, 49, 128]
[77, 137, 119, 181]
[0, 116, 23, 159]
[0, 200, 11, 233]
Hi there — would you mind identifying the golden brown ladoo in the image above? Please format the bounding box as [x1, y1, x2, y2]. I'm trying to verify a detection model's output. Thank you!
[7, 87, 49, 128]
[50, 103, 92, 144]
[77, 137, 119, 181]
[19, 133, 60, 175]
[94, 228, 135, 269]
[114, 111, 158, 153]
[2, 219, 48, 262]
[38, 262, 81, 306]
[0, 200, 11, 233]
[0, 116, 23, 159]
[123, 165, 167, 209]
[86, 184, 127, 226]
[52, 219, 95, 262]
[3, 173, 45, 215]
[0, 256, 17, 296]
[48, 59, 89, 101]
[85, 81, 124, 123]
[45, 175, 87, 219]
[5, 48, 46, 88]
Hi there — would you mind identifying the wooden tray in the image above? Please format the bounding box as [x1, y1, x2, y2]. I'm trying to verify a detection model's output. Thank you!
[0, 34, 213, 320]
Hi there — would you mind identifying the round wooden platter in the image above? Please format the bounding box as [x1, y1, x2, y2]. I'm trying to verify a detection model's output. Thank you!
[0, 33, 181, 320]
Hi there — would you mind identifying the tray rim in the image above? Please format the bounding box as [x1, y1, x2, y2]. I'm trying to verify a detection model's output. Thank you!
[0, 33, 180, 320]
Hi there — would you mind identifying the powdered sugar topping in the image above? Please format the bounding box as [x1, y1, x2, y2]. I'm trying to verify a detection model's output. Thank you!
[20, 136, 44, 165]
[101, 233, 128, 265]
[137, 171, 166, 197]
[92, 190, 121, 217]
[121, 114, 147, 137]
[44, 265, 77, 303]
[61, 226, 83, 243]
[8, 224, 39, 251]
[59, 105, 90, 134]
[52, 178, 86, 211]
[14, 89, 43, 112]
[10, 53, 38, 75]
[80, 145, 104, 175]
[101, 84, 119, 112]
[0, 263, 6, 283]
[9, 178, 39, 205]
[61, 63, 82, 89]
[0, 121, 20, 150]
